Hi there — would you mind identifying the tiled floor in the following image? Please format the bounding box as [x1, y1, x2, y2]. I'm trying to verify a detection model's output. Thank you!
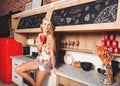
[0, 81, 16, 86]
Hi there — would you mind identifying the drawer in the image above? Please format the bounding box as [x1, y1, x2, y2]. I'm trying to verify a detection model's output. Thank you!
[57, 75, 87, 86]
[12, 59, 24, 67]
[70, 81, 87, 86]
[58, 76, 70, 86]
[12, 72, 23, 86]
[12, 59, 24, 71]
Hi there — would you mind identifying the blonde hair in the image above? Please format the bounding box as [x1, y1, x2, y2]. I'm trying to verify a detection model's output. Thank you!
[40, 18, 54, 35]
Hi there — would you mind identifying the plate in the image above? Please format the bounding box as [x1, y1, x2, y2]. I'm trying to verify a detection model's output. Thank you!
[64, 54, 74, 65]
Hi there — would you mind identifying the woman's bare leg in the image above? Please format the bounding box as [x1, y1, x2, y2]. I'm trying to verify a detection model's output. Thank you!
[35, 70, 49, 86]
[15, 60, 38, 86]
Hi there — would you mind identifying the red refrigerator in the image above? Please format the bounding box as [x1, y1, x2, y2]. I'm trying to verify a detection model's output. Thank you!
[0, 38, 22, 84]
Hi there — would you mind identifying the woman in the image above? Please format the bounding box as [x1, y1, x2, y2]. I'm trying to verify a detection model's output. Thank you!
[15, 18, 58, 86]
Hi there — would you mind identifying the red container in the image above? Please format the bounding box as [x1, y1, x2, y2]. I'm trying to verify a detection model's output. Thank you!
[0, 38, 22, 84]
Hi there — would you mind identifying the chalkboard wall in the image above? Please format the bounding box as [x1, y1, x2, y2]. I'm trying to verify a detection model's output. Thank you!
[17, 12, 46, 29]
[51, 0, 118, 26]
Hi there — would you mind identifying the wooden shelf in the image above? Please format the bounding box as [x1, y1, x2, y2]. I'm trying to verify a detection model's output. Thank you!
[59, 48, 93, 54]
[54, 23, 120, 32]
[14, 28, 41, 33]
[110, 53, 120, 57]
[59, 48, 120, 57]
[27, 44, 36, 46]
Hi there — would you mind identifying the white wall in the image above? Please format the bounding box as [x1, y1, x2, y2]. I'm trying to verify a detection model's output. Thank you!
[66, 51, 120, 70]
[31, 0, 42, 9]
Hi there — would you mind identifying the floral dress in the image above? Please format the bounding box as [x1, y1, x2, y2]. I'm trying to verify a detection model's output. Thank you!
[35, 44, 52, 71]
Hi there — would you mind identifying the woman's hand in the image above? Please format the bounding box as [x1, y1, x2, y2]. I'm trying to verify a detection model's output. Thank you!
[52, 67, 58, 72]
[52, 67, 62, 73]
[40, 35, 46, 43]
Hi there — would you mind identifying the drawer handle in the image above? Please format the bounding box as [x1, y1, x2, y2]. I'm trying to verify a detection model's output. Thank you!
[59, 83, 64, 86]
[15, 76, 17, 78]
[15, 63, 18, 65]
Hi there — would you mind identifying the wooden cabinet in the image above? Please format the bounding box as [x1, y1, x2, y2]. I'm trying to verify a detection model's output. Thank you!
[56, 75, 87, 86]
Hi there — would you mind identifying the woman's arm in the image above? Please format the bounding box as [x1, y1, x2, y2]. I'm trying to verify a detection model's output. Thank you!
[36, 33, 43, 52]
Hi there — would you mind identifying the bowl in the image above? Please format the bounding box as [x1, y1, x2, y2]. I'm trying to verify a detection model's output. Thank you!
[81, 62, 93, 71]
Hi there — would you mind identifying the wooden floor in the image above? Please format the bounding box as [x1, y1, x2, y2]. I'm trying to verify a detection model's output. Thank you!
[0, 81, 16, 86]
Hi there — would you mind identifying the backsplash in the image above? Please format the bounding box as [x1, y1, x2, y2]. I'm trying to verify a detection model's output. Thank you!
[66, 50, 120, 70]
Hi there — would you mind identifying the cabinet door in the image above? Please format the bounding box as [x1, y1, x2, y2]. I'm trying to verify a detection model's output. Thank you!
[70, 80, 87, 86]
[52, 73, 56, 86]
[12, 59, 24, 71]
[43, 74, 53, 86]
[57, 75, 87, 86]
[12, 72, 23, 86]
[57, 75, 70, 86]
[43, 72, 56, 86]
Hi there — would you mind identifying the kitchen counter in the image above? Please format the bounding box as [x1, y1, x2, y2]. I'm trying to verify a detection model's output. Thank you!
[10, 55, 119, 86]
[56, 64, 101, 86]
[56, 64, 119, 86]
[10, 55, 34, 63]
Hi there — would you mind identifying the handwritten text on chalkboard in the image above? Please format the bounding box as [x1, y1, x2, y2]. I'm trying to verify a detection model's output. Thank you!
[51, 0, 118, 26]
[17, 12, 46, 29]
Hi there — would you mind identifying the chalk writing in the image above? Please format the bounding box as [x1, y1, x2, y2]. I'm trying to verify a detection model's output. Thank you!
[51, 0, 118, 26]
[17, 12, 46, 29]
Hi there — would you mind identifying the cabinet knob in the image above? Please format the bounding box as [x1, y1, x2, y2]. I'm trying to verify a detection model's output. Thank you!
[15, 76, 17, 78]
[59, 83, 64, 86]
[15, 63, 18, 65]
